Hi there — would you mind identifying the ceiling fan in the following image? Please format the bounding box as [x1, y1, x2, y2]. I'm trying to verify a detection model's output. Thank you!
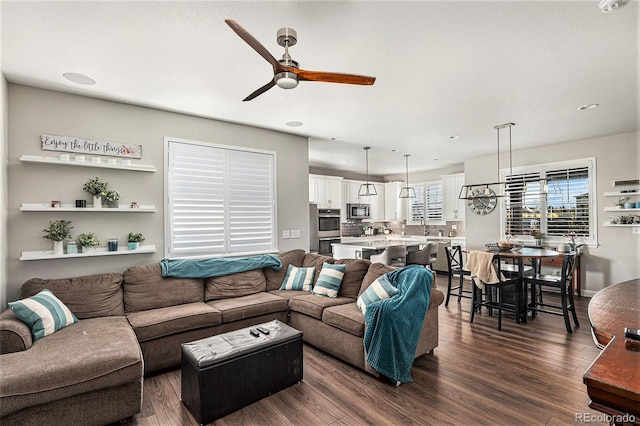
[225, 19, 376, 101]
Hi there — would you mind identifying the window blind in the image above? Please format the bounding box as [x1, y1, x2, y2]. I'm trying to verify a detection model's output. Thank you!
[167, 140, 275, 258]
[408, 182, 443, 223]
[503, 159, 594, 244]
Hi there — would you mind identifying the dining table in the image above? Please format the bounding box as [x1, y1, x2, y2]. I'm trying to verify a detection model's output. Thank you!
[487, 247, 560, 324]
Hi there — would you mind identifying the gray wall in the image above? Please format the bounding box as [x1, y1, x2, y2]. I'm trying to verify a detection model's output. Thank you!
[464, 131, 640, 295]
[5, 84, 310, 305]
[1, 76, 7, 309]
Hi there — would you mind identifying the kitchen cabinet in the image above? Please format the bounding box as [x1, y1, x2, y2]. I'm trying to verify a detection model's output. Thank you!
[368, 184, 385, 221]
[442, 173, 465, 221]
[309, 174, 343, 209]
[384, 181, 406, 222]
[343, 180, 385, 222]
[309, 175, 318, 203]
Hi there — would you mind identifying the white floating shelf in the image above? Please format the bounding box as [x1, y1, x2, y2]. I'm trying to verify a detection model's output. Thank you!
[603, 191, 639, 197]
[20, 244, 157, 261]
[603, 207, 640, 212]
[20, 203, 156, 212]
[603, 223, 640, 227]
[20, 155, 156, 172]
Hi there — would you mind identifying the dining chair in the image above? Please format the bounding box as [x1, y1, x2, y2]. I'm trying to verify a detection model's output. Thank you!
[369, 245, 406, 267]
[524, 253, 579, 333]
[469, 258, 519, 331]
[406, 243, 437, 269]
[444, 245, 473, 307]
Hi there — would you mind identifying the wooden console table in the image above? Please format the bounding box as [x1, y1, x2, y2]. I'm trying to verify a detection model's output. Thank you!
[583, 279, 640, 423]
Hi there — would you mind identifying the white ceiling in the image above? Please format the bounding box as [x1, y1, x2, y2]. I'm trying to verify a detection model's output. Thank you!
[2, 1, 638, 176]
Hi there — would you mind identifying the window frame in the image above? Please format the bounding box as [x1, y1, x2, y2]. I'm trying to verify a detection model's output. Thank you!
[164, 136, 278, 259]
[499, 157, 597, 247]
[406, 180, 445, 225]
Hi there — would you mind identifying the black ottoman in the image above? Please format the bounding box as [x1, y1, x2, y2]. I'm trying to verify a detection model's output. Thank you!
[181, 320, 303, 424]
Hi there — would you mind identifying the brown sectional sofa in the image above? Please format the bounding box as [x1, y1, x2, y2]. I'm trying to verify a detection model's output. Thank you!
[0, 250, 444, 425]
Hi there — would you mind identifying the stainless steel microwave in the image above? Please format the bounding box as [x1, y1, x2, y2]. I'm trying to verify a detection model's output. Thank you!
[347, 204, 370, 220]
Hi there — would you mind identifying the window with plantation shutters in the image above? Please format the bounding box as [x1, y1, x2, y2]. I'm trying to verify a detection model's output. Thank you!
[502, 158, 596, 245]
[408, 181, 443, 224]
[166, 139, 276, 258]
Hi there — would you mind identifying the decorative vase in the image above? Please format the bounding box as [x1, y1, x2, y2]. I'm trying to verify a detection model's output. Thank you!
[93, 195, 102, 209]
[53, 240, 64, 256]
[107, 201, 119, 208]
[81, 246, 97, 253]
[535, 239, 543, 247]
[128, 242, 140, 250]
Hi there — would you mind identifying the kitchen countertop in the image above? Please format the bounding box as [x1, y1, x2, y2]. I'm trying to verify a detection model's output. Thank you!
[332, 239, 424, 250]
[340, 235, 466, 243]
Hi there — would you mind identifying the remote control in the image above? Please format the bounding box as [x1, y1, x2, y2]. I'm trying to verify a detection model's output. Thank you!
[256, 326, 270, 335]
[624, 327, 640, 342]
[249, 328, 260, 337]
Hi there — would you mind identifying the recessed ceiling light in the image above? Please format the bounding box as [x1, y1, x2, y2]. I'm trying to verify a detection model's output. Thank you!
[63, 72, 96, 85]
[285, 121, 303, 127]
[449, 135, 461, 140]
[330, 137, 341, 141]
[578, 103, 599, 111]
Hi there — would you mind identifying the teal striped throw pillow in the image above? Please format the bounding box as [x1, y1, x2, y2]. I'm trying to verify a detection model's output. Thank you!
[8, 289, 78, 340]
[279, 264, 316, 292]
[357, 273, 398, 315]
[313, 263, 347, 298]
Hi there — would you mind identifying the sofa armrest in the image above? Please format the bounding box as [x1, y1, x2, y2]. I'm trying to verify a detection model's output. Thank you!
[0, 309, 32, 354]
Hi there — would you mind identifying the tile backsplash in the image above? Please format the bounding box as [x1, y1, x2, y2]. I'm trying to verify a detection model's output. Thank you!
[341, 220, 465, 238]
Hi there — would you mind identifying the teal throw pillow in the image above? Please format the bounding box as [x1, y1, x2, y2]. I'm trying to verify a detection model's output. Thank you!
[313, 263, 347, 298]
[357, 273, 398, 315]
[8, 289, 78, 341]
[279, 264, 316, 292]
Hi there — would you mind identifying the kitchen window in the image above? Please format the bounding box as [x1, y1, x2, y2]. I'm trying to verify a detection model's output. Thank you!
[165, 138, 276, 258]
[408, 181, 444, 224]
[501, 158, 596, 245]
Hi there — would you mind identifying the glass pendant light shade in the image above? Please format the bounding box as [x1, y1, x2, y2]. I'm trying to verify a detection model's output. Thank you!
[358, 147, 377, 196]
[398, 154, 416, 198]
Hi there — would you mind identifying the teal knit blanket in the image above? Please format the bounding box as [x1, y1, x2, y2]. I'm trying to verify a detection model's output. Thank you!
[160, 254, 282, 278]
[363, 265, 432, 384]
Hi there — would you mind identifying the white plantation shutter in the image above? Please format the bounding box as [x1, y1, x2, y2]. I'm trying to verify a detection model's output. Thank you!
[167, 140, 275, 258]
[408, 182, 443, 223]
[425, 183, 443, 221]
[502, 158, 595, 244]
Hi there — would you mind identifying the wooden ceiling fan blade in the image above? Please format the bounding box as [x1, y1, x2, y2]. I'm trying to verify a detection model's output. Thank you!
[243, 80, 276, 102]
[225, 19, 287, 74]
[292, 68, 376, 85]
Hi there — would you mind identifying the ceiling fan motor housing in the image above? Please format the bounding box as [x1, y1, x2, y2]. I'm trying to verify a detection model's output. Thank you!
[277, 27, 297, 47]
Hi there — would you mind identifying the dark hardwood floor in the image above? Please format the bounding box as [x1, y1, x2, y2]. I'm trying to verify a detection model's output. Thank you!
[126, 280, 606, 425]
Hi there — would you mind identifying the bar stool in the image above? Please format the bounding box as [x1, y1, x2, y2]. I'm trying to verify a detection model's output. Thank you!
[370, 245, 406, 267]
[444, 245, 473, 306]
[406, 243, 437, 269]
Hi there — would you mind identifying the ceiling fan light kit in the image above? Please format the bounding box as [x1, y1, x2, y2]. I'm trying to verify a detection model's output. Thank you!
[225, 19, 375, 101]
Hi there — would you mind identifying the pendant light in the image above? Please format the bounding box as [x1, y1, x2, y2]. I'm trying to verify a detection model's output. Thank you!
[358, 147, 377, 196]
[399, 154, 416, 198]
[459, 122, 516, 200]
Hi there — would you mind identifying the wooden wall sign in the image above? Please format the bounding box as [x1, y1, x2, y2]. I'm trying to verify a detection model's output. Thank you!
[41, 134, 142, 158]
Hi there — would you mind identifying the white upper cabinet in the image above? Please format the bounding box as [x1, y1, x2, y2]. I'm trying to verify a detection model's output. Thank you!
[384, 181, 406, 221]
[310, 174, 343, 209]
[343, 180, 385, 221]
[309, 175, 318, 204]
[442, 173, 465, 221]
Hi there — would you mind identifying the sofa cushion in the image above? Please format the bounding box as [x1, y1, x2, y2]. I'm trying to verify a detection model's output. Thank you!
[359, 263, 396, 295]
[303, 253, 335, 287]
[264, 249, 306, 291]
[333, 258, 371, 299]
[357, 273, 398, 315]
[126, 302, 222, 343]
[267, 289, 307, 301]
[8, 289, 78, 341]
[0, 316, 142, 417]
[322, 303, 366, 337]
[21, 273, 124, 319]
[123, 263, 204, 313]
[312, 263, 346, 298]
[207, 292, 288, 323]
[205, 269, 266, 301]
[279, 264, 316, 292]
[288, 293, 355, 319]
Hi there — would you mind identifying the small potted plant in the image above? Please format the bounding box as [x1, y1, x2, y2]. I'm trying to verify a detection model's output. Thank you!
[127, 232, 145, 250]
[43, 219, 73, 255]
[531, 229, 546, 247]
[76, 232, 101, 253]
[83, 177, 108, 209]
[103, 190, 121, 208]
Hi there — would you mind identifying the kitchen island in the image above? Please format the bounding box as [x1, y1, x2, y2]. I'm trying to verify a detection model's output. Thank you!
[332, 239, 423, 260]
